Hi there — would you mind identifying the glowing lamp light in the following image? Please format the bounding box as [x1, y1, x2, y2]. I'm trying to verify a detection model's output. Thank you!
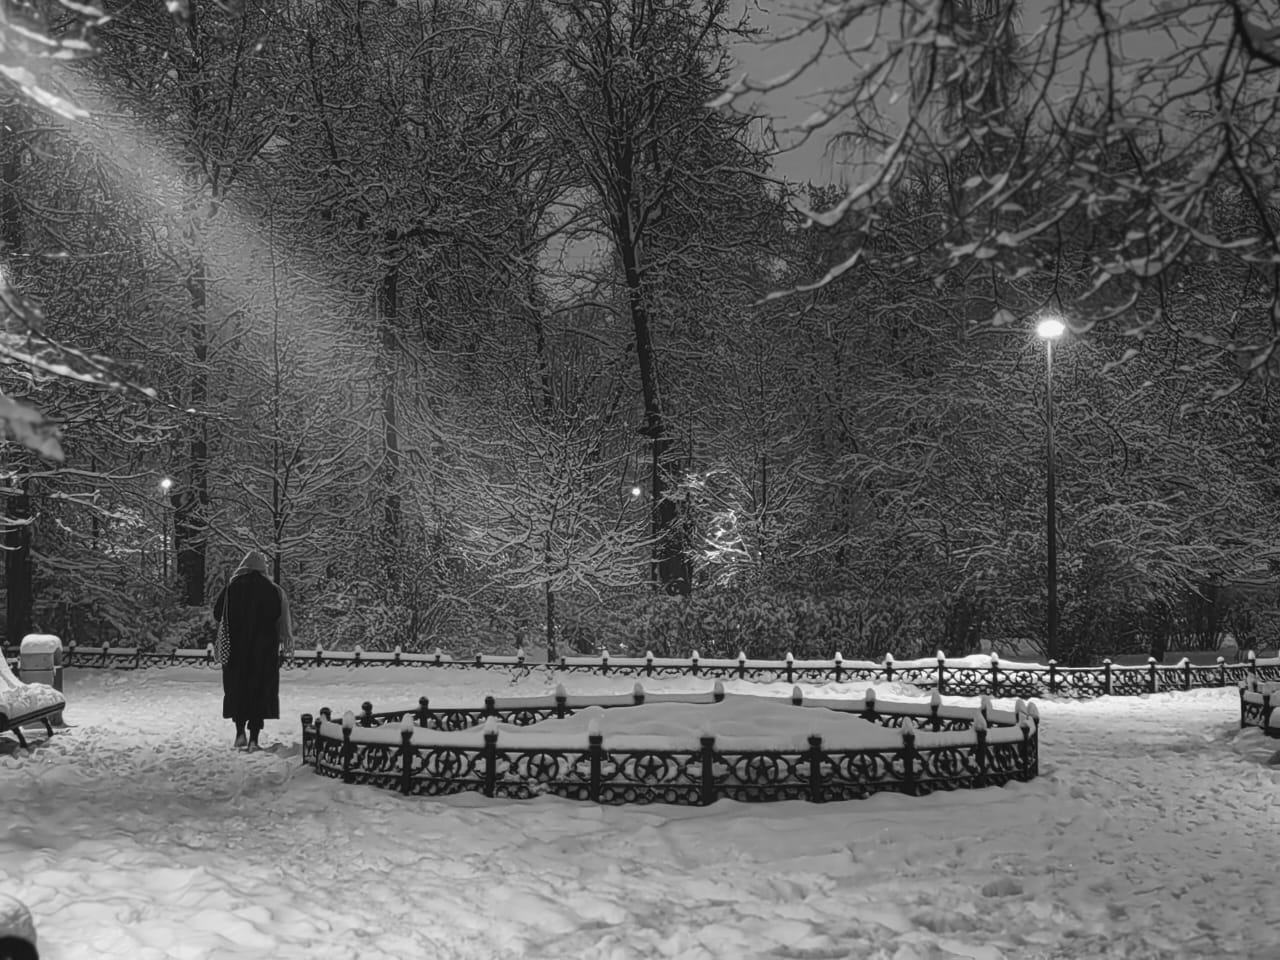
[629, 485, 642, 498]
[159, 477, 173, 493]
[1036, 317, 1065, 340]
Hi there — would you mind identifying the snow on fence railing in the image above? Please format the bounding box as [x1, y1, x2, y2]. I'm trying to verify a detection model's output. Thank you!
[300, 683, 1040, 805]
[1239, 679, 1280, 737]
[14, 642, 1280, 700]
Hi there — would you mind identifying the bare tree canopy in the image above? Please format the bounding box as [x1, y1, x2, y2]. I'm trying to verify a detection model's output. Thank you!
[721, 0, 1280, 397]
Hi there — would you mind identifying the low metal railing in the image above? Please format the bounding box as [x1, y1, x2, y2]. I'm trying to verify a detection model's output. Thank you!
[300, 685, 1040, 805]
[15, 642, 1279, 700]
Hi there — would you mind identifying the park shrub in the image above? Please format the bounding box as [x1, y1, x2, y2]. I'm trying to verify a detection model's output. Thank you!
[550, 587, 942, 661]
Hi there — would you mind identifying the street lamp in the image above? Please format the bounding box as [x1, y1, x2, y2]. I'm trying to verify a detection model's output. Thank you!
[158, 477, 173, 583]
[1036, 318, 1065, 663]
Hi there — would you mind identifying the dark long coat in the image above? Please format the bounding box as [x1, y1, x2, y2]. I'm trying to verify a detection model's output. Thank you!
[213, 570, 282, 721]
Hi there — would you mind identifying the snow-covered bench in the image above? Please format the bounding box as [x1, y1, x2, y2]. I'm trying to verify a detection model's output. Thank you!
[1239, 679, 1280, 737]
[0, 652, 65, 749]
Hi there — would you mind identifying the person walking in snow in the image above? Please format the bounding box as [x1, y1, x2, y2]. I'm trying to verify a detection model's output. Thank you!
[212, 549, 294, 750]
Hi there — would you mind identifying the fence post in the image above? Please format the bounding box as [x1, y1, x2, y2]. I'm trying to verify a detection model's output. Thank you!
[738, 651, 747, 680]
[884, 653, 894, 684]
[1147, 657, 1157, 694]
[393, 645, 402, 666]
[791, 685, 803, 707]
[418, 696, 431, 727]
[341, 712, 355, 784]
[360, 701, 374, 727]
[1249, 650, 1258, 680]
[1103, 659, 1113, 696]
[973, 716, 988, 788]
[833, 651, 843, 683]
[991, 652, 1001, 698]
[901, 722, 918, 796]
[699, 734, 717, 806]
[691, 651, 700, 677]
[1182, 658, 1191, 691]
[807, 734, 824, 803]
[785, 651, 794, 684]
[1047, 659, 1058, 695]
[600, 650, 609, 675]
[713, 680, 725, 703]
[929, 691, 942, 731]
[555, 684, 567, 719]
[588, 726, 604, 803]
[633, 682, 645, 706]
[483, 695, 496, 717]
[646, 650, 654, 678]
[937, 650, 947, 694]
[1263, 692, 1273, 735]
[1218, 656, 1227, 687]
[483, 722, 498, 798]
[862, 688, 877, 724]
[399, 719, 414, 795]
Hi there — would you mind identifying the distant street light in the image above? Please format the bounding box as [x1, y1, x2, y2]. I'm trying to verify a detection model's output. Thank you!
[1036, 318, 1065, 663]
[629, 485, 642, 498]
[158, 477, 173, 583]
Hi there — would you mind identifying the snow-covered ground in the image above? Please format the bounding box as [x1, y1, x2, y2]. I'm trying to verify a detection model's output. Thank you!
[2, 667, 1278, 959]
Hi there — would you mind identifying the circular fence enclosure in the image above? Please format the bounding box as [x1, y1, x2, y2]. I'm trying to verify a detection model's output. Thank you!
[301, 686, 1040, 806]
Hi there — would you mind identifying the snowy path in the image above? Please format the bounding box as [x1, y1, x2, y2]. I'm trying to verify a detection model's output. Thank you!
[1, 669, 1277, 959]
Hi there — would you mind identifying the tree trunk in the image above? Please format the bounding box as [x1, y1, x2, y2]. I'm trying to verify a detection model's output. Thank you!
[544, 555, 557, 660]
[4, 482, 32, 646]
[377, 255, 402, 562]
[617, 214, 690, 596]
[174, 250, 210, 606]
[1, 131, 33, 643]
[532, 289, 560, 651]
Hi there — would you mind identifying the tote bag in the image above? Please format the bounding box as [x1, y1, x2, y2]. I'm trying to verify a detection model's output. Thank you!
[215, 597, 232, 666]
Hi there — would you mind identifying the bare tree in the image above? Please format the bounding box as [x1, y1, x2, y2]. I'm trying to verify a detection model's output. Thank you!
[546, 0, 777, 594]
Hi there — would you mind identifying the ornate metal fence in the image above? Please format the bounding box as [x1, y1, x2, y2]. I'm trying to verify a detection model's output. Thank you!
[15, 642, 1280, 700]
[1239, 681, 1280, 737]
[300, 685, 1040, 804]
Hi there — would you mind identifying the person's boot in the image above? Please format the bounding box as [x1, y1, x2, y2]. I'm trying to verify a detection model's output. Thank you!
[233, 732, 248, 750]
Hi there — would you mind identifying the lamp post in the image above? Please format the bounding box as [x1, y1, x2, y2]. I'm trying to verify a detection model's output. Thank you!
[158, 477, 173, 583]
[1035, 318, 1065, 663]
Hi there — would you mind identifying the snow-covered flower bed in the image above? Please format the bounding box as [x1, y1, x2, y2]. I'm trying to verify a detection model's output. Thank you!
[305, 684, 1039, 803]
